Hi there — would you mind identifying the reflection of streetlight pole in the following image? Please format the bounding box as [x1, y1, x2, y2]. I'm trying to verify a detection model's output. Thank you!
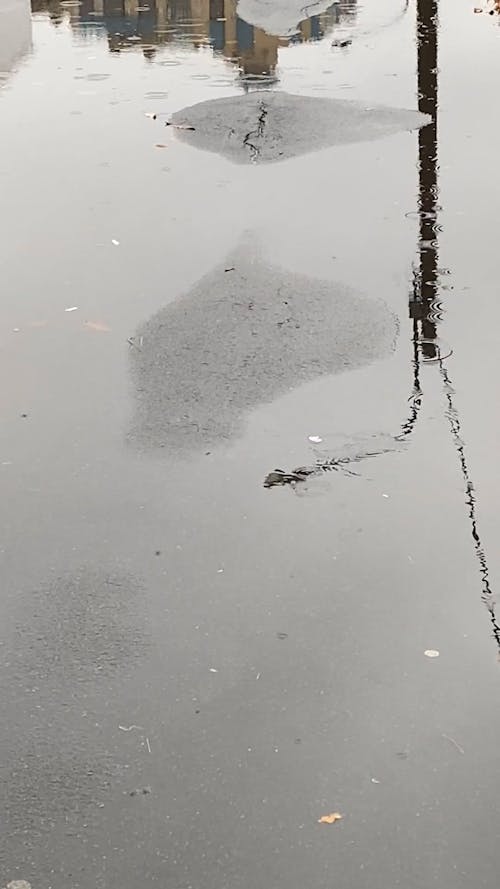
[400, 0, 438, 438]
[409, 0, 438, 362]
[407, 0, 500, 655]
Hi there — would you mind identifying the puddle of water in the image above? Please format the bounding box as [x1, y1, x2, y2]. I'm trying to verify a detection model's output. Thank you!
[27, 0, 409, 88]
[3, 1, 500, 886]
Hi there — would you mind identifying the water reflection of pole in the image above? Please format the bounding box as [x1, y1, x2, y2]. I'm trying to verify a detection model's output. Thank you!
[410, 0, 438, 361]
[409, 0, 500, 654]
[401, 0, 438, 437]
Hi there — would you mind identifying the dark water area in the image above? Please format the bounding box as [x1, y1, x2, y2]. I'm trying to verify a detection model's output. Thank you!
[2, 1, 500, 887]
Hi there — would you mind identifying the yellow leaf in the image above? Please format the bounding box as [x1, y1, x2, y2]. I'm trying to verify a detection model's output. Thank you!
[318, 812, 343, 824]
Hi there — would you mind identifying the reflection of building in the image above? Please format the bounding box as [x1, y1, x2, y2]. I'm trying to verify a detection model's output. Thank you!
[1, 0, 32, 73]
[31, 0, 357, 80]
[190, 0, 344, 80]
[31, 0, 63, 25]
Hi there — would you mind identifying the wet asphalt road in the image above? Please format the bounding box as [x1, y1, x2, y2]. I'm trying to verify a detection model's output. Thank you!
[2, 1, 500, 887]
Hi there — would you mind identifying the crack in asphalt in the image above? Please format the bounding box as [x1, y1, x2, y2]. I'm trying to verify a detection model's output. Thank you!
[243, 102, 268, 161]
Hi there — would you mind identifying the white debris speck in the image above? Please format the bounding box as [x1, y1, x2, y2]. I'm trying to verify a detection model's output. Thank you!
[13, 328, 20, 332]
[209, 668, 218, 673]
[6, 882, 32, 889]
[424, 649, 440, 658]
[217, 568, 224, 573]
[118, 724, 144, 731]
[371, 777, 381, 784]
[382, 493, 389, 498]
[65, 306, 78, 312]
[111, 239, 120, 246]
[308, 435, 323, 443]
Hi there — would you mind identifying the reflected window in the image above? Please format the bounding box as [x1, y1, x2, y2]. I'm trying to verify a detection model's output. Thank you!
[236, 17, 253, 51]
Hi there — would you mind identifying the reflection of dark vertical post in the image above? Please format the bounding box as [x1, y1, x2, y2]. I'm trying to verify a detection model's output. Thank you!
[409, 0, 438, 359]
[409, 1, 500, 653]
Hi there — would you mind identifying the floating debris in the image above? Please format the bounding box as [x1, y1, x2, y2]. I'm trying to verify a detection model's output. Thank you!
[165, 121, 196, 131]
[5, 882, 32, 889]
[264, 468, 313, 488]
[318, 812, 343, 824]
[264, 433, 406, 488]
[129, 786, 151, 796]
[424, 649, 440, 658]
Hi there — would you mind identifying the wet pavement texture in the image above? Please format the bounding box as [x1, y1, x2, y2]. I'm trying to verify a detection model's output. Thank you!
[170, 91, 428, 162]
[1, 0, 500, 887]
[129, 246, 397, 452]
